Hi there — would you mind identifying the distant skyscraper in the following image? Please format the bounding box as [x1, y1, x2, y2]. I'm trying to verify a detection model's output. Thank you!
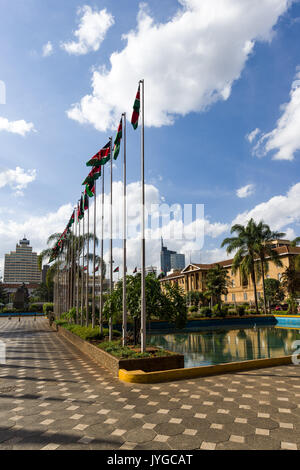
[4, 238, 41, 284]
[160, 238, 185, 274]
[170, 253, 185, 271]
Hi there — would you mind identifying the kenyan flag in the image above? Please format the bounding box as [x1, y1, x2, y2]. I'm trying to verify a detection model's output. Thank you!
[113, 266, 119, 273]
[78, 195, 84, 220]
[86, 182, 95, 198]
[82, 166, 101, 185]
[113, 117, 122, 160]
[84, 191, 89, 211]
[86, 142, 110, 167]
[67, 211, 75, 228]
[131, 85, 140, 130]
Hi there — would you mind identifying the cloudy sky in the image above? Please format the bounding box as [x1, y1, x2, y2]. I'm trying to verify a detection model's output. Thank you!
[1, 0, 300, 279]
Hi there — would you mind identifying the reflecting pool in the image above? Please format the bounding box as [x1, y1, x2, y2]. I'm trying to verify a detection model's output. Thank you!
[149, 326, 300, 368]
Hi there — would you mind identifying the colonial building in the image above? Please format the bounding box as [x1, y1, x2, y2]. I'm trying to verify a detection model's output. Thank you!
[160, 240, 300, 304]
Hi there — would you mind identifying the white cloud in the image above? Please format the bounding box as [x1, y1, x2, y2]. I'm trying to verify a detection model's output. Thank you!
[0, 117, 36, 136]
[42, 41, 53, 57]
[236, 183, 255, 198]
[246, 128, 260, 143]
[233, 181, 300, 231]
[0, 167, 37, 195]
[67, 0, 292, 131]
[252, 67, 300, 160]
[61, 5, 114, 55]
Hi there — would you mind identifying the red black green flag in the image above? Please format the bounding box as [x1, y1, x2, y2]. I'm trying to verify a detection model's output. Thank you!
[131, 85, 140, 130]
[78, 195, 84, 220]
[86, 142, 110, 167]
[84, 191, 89, 211]
[82, 166, 101, 185]
[133, 267, 137, 273]
[113, 266, 119, 273]
[85, 182, 95, 198]
[113, 118, 122, 160]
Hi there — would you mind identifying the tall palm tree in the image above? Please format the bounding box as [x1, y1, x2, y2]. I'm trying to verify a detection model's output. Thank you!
[221, 219, 261, 314]
[205, 264, 229, 311]
[253, 222, 285, 314]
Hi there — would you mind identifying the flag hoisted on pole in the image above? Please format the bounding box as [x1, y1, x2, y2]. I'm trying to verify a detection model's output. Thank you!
[122, 112, 127, 346]
[92, 181, 96, 328]
[109, 136, 113, 342]
[76, 200, 80, 324]
[99, 165, 105, 335]
[85, 190, 89, 327]
[140, 80, 146, 352]
[81, 194, 85, 326]
[132, 80, 146, 351]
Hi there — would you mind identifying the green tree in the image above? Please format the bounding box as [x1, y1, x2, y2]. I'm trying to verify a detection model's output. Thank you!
[0, 283, 8, 306]
[205, 264, 229, 312]
[222, 219, 262, 314]
[264, 278, 285, 312]
[252, 222, 285, 314]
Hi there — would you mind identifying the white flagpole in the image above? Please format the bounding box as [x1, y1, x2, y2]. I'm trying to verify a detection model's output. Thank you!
[140, 79, 146, 352]
[109, 136, 113, 341]
[76, 203, 80, 324]
[99, 166, 105, 335]
[122, 112, 127, 346]
[86, 194, 89, 327]
[92, 183, 96, 328]
[81, 195, 85, 326]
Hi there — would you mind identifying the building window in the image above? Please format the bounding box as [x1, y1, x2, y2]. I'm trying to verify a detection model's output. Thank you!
[244, 293, 247, 301]
[232, 294, 236, 302]
[257, 292, 261, 299]
[232, 280, 235, 288]
[224, 295, 227, 302]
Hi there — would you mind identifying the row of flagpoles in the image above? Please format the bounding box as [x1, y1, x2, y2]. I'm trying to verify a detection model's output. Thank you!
[51, 80, 147, 350]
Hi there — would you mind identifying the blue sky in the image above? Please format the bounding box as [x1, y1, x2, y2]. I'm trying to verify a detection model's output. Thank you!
[1, 0, 300, 277]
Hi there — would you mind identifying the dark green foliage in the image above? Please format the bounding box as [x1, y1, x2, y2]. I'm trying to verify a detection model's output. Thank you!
[43, 303, 54, 314]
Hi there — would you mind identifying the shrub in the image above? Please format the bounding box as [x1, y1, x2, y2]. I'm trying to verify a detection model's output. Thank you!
[220, 305, 229, 318]
[200, 307, 212, 317]
[29, 303, 43, 313]
[188, 305, 198, 313]
[43, 303, 54, 314]
[236, 306, 245, 317]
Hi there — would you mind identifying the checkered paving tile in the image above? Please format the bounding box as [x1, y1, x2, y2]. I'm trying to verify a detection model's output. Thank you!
[1, 317, 300, 450]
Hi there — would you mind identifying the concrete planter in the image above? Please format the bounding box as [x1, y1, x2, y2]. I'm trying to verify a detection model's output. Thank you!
[54, 324, 184, 376]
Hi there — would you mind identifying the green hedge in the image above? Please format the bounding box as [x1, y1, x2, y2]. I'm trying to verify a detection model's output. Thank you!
[55, 322, 121, 341]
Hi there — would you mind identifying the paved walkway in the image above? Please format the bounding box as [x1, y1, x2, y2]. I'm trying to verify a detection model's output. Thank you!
[0, 317, 300, 450]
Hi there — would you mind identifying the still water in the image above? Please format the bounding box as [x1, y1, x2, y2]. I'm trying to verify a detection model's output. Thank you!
[149, 326, 300, 368]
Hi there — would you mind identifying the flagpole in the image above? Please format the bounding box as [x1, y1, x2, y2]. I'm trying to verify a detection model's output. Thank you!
[86, 196, 89, 327]
[92, 182, 96, 328]
[81, 195, 85, 326]
[76, 203, 80, 324]
[109, 136, 113, 342]
[122, 112, 127, 346]
[140, 79, 146, 352]
[99, 166, 104, 335]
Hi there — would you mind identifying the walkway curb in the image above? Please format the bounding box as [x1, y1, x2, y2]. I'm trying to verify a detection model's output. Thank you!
[119, 355, 293, 383]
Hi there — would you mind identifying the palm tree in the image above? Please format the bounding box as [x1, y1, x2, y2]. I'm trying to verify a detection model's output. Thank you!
[252, 222, 285, 314]
[221, 219, 261, 314]
[205, 264, 229, 311]
[38, 231, 105, 321]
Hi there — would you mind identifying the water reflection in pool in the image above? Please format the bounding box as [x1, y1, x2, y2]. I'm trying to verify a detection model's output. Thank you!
[149, 327, 300, 367]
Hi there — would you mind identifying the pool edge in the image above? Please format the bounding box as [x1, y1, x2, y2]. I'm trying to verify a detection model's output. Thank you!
[119, 355, 293, 383]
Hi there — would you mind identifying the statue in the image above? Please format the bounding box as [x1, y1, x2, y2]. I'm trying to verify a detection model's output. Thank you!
[13, 283, 29, 311]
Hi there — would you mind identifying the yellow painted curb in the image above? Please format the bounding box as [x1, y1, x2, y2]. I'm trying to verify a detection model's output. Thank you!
[119, 355, 293, 384]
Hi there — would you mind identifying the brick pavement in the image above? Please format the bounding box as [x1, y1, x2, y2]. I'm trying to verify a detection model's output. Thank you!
[0, 317, 300, 450]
